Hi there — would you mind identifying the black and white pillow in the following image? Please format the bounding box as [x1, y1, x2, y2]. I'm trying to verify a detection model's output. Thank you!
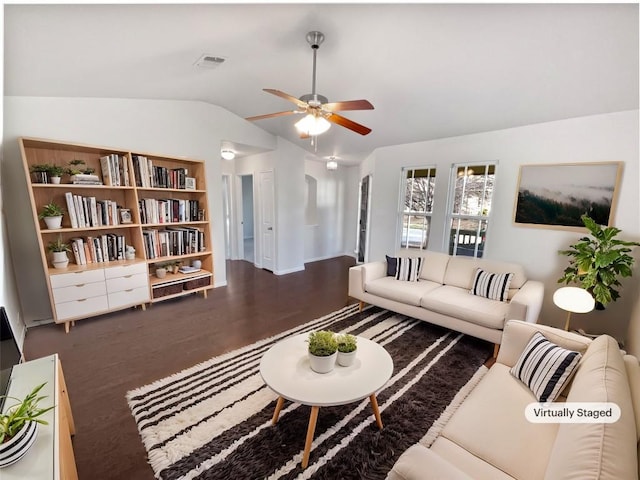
[395, 257, 422, 282]
[510, 332, 582, 403]
[470, 268, 514, 302]
[386, 255, 398, 277]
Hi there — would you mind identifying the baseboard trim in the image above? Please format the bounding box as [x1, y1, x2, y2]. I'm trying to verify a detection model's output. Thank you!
[274, 265, 305, 275]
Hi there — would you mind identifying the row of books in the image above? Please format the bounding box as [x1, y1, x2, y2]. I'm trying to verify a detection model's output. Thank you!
[142, 227, 205, 259]
[69, 234, 126, 265]
[100, 154, 130, 187]
[64, 192, 122, 229]
[132, 155, 190, 189]
[138, 198, 200, 224]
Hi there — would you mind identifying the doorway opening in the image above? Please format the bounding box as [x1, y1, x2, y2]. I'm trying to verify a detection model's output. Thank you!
[237, 174, 255, 263]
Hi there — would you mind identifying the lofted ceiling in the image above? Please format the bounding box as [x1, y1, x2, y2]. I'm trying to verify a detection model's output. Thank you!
[4, 3, 638, 165]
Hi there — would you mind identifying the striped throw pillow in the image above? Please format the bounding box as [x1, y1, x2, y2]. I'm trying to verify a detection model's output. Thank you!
[510, 332, 582, 403]
[395, 257, 423, 282]
[470, 268, 513, 302]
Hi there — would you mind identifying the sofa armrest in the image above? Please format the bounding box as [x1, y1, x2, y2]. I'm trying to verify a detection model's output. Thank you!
[496, 319, 593, 368]
[348, 261, 386, 298]
[386, 444, 473, 480]
[508, 280, 544, 324]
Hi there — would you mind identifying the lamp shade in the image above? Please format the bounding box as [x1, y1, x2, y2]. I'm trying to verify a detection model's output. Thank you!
[295, 114, 331, 136]
[553, 287, 595, 314]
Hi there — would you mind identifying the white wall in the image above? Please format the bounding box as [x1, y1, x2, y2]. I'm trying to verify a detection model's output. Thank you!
[3, 96, 275, 325]
[362, 110, 639, 342]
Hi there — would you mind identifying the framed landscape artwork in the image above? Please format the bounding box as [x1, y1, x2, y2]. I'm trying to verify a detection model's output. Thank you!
[513, 162, 622, 230]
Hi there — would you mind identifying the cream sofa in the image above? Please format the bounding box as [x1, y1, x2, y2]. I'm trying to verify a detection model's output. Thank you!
[387, 320, 640, 480]
[348, 251, 544, 345]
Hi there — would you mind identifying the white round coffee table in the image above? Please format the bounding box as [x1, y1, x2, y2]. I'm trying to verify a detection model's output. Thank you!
[259, 334, 393, 468]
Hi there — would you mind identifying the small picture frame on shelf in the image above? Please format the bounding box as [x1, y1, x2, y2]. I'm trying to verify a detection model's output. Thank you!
[198, 209, 205, 221]
[185, 177, 196, 190]
[119, 208, 132, 224]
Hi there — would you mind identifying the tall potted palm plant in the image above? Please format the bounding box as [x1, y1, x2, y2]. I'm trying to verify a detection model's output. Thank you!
[558, 215, 640, 308]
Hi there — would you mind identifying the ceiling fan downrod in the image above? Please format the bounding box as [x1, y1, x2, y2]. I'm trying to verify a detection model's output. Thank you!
[307, 31, 324, 105]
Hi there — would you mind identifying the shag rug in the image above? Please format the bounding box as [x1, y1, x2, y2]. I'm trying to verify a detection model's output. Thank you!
[127, 305, 491, 480]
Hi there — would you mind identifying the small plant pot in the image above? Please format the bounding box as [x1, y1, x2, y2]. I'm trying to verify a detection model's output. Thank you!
[50, 176, 62, 184]
[337, 350, 357, 367]
[43, 216, 63, 230]
[155, 268, 167, 279]
[0, 420, 39, 468]
[191, 260, 202, 269]
[51, 251, 69, 269]
[308, 351, 337, 374]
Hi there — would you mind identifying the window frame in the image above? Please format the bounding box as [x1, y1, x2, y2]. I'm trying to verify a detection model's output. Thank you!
[397, 166, 437, 252]
[445, 162, 498, 258]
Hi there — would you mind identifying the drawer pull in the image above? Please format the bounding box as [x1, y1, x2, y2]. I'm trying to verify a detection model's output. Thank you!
[75, 284, 85, 288]
[125, 289, 133, 292]
[124, 275, 133, 279]
[77, 299, 87, 302]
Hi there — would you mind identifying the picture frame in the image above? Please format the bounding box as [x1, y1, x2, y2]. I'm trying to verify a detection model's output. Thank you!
[185, 177, 196, 190]
[119, 208, 132, 224]
[513, 161, 622, 231]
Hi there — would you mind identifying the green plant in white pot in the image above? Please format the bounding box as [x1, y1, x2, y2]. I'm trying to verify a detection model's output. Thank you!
[558, 214, 640, 308]
[38, 202, 65, 230]
[48, 165, 66, 184]
[0, 383, 54, 468]
[337, 333, 358, 367]
[47, 236, 71, 269]
[307, 330, 338, 374]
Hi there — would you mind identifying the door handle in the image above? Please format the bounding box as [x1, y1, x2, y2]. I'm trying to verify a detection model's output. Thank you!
[267, 227, 273, 231]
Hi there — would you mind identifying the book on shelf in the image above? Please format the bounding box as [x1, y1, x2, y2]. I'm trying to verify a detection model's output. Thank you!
[68, 233, 125, 265]
[64, 192, 122, 228]
[100, 153, 129, 187]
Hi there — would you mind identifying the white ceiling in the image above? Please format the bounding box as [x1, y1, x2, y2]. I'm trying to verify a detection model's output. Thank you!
[4, 3, 638, 164]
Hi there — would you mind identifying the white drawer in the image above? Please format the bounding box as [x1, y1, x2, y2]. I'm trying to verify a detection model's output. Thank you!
[50, 269, 105, 288]
[108, 286, 150, 310]
[52, 282, 107, 303]
[55, 295, 109, 321]
[106, 272, 148, 293]
[104, 262, 147, 279]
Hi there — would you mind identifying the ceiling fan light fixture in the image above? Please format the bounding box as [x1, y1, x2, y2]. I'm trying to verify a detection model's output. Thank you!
[221, 149, 236, 160]
[295, 114, 331, 136]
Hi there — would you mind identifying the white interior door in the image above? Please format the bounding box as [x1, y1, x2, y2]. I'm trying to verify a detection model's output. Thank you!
[259, 170, 275, 271]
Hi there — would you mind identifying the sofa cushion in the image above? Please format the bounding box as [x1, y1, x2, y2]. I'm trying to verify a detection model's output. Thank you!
[386, 444, 475, 480]
[418, 250, 451, 284]
[395, 257, 423, 282]
[470, 268, 514, 302]
[430, 437, 516, 480]
[420, 285, 510, 329]
[439, 363, 559, 480]
[365, 277, 441, 307]
[444, 257, 526, 299]
[544, 335, 638, 480]
[386, 255, 398, 276]
[510, 331, 582, 402]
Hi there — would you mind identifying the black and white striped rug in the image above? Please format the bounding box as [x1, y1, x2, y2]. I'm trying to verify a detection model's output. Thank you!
[127, 305, 491, 480]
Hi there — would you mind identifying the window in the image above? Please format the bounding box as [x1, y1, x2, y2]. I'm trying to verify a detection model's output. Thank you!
[448, 163, 496, 258]
[399, 167, 436, 251]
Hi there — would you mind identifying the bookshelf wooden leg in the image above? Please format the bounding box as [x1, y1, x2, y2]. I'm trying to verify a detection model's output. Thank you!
[203, 290, 208, 299]
[141, 303, 146, 311]
[64, 322, 70, 334]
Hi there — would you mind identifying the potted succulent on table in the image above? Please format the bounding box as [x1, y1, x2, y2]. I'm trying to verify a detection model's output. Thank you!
[0, 383, 54, 468]
[47, 236, 71, 269]
[307, 330, 338, 373]
[337, 333, 358, 367]
[558, 214, 640, 309]
[38, 202, 65, 230]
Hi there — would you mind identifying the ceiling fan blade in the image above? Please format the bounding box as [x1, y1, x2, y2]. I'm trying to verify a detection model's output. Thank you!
[323, 99, 374, 111]
[263, 89, 308, 109]
[327, 113, 372, 136]
[245, 111, 298, 122]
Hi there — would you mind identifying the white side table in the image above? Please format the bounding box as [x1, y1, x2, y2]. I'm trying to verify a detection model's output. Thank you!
[259, 334, 393, 468]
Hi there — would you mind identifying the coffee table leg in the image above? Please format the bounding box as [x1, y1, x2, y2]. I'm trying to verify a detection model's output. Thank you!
[302, 406, 320, 469]
[369, 394, 383, 429]
[272, 396, 285, 425]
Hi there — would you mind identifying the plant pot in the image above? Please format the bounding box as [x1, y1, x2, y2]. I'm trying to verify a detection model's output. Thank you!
[43, 216, 63, 230]
[50, 176, 62, 184]
[308, 351, 337, 374]
[191, 260, 202, 269]
[0, 420, 38, 468]
[155, 268, 167, 279]
[52, 251, 69, 269]
[337, 350, 357, 367]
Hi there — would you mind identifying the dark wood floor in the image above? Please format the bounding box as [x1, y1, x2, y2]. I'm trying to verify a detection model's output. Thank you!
[24, 256, 357, 480]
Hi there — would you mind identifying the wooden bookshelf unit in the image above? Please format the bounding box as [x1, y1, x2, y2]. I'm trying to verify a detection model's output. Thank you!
[19, 137, 214, 332]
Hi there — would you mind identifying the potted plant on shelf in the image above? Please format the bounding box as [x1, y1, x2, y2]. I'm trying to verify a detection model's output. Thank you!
[48, 165, 66, 184]
[38, 202, 65, 230]
[558, 214, 640, 308]
[47, 236, 71, 269]
[336, 333, 358, 367]
[0, 383, 54, 468]
[307, 330, 338, 373]
[29, 164, 52, 184]
[66, 159, 96, 182]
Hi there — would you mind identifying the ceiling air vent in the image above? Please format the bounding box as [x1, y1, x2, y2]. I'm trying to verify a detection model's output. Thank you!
[194, 54, 227, 69]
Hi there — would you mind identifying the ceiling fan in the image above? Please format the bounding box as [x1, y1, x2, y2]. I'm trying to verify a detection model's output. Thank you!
[246, 31, 374, 139]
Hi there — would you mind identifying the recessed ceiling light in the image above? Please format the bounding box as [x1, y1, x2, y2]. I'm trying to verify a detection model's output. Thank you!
[194, 54, 227, 69]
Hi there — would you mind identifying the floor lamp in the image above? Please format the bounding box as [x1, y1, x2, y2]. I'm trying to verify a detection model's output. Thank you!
[553, 287, 596, 331]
